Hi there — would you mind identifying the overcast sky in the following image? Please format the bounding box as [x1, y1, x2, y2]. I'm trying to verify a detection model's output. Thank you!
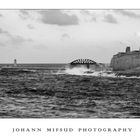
[1, 10, 140, 63]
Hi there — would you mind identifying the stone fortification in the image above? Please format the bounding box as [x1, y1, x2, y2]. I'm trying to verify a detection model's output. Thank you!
[110, 47, 140, 71]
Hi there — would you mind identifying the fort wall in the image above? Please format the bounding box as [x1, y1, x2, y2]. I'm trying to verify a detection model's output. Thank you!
[110, 47, 140, 71]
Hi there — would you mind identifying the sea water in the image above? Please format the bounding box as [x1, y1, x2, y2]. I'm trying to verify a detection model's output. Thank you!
[0, 64, 140, 118]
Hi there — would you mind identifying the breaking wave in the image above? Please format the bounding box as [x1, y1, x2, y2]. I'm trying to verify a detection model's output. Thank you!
[56, 66, 115, 77]
[56, 66, 140, 78]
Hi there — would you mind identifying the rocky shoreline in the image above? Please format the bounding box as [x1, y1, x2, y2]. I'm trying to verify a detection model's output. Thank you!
[114, 67, 140, 77]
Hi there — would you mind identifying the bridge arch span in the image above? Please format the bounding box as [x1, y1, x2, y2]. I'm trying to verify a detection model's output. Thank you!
[70, 59, 98, 69]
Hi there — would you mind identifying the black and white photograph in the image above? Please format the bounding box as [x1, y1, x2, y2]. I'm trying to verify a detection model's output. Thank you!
[1, 9, 140, 119]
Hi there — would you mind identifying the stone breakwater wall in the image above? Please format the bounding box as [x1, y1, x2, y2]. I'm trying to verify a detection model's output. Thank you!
[110, 47, 140, 71]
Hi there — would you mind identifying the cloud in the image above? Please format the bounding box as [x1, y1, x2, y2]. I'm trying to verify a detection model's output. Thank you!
[0, 28, 9, 34]
[62, 33, 70, 39]
[10, 35, 32, 45]
[80, 10, 91, 16]
[27, 24, 35, 29]
[20, 10, 29, 15]
[0, 28, 13, 40]
[38, 10, 79, 26]
[103, 14, 118, 24]
[0, 28, 33, 47]
[61, 33, 71, 41]
[80, 10, 96, 22]
[19, 10, 30, 20]
[115, 10, 140, 19]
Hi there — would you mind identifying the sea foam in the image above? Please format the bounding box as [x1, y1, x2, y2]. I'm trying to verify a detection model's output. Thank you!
[56, 66, 140, 79]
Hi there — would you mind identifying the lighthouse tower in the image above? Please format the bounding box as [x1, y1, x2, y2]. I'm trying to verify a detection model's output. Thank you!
[14, 59, 17, 67]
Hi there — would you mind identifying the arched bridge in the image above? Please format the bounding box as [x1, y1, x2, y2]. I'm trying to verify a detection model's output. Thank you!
[70, 59, 98, 68]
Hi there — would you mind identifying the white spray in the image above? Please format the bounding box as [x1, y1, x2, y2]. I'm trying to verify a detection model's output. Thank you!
[56, 65, 140, 79]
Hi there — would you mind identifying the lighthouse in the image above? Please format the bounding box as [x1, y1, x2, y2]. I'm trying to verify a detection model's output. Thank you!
[14, 59, 17, 67]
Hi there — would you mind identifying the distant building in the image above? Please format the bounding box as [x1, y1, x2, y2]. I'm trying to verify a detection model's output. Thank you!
[14, 59, 17, 67]
[110, 46, 140, 71]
